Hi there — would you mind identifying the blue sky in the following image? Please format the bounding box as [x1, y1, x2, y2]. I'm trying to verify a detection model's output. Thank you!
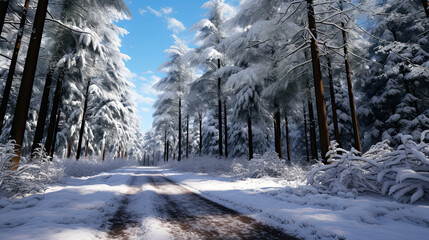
[116, 0, 230, 134]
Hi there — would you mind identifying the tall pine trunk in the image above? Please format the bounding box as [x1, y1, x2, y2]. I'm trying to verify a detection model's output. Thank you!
[341, 20, 361, 152]
[199, 113, 202, 154]
[67, 135, 72, 158]
[49, 108, 61, 158]
[31, 68, 53, 155]
[178, 97, 182, 161]
[327, 57, 341, 146]
[186, 114, 189, 158]
[308, 98, 318, 159]
[85, 140, 89, 158]
[303, 105, 310, 162]
[0, 0, 10, 35]
[224, 100, 228, 157]
[284, 112, 291, 161]
[306, 0, 330, 162]
[45, 75, 62, 154]
[274, 101, 282, 159]
[0, 0, 30, 136]
[164, 129, 167, 162]
[421, 0, 429, 18]
[166, 140, 169, 161]
[217, 59, 223, 157]
[10, 0, 49, 168]
[247, 116, 253, 160]
[76, 79, 91, 160]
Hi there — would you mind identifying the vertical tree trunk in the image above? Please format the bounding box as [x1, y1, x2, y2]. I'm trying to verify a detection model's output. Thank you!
[85, 140, 89, 158]
[164, 129, 167, 162]
[49, 108, 61, 158]
[166, 140, 169, 161]
[186, 114, 189, 158]
[308, 98, 318, 160]
[44, 75, 62, 154]
[102, 146, 106, 162]
[178, 97, 182, 161]
[248, 116, 253, 160]
[199, 113, 202, 154]
[217, 59, 223, 157]
[327, 57, 341, 146]
[421, 0, 429, 18]
[0, 0, 10, 35]
[10, 0, 49, 168]
[274, 101, 282, 159]
[306, 0, 330, 162]
[341, 21, 361, 152]
[284, 113, 291, 162]
[67, 135, 73, 158]
[31, 68, 54, 155]
[224, 100, 228, 158]
[303, 105, 310, 162]
[0, 0, 30, 136]
[76, 79, 91, 160]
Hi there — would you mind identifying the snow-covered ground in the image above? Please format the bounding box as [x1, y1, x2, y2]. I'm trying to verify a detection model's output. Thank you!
[0, 165, 428, 240]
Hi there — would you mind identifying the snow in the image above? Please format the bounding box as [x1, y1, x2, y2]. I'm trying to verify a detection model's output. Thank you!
[1, 163, 428, 240]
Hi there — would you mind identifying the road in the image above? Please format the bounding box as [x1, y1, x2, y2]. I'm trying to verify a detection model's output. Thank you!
[106, 168, 298, 240]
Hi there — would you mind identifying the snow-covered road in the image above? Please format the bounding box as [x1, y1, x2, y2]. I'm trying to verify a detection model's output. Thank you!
[0, 167, 296, 240]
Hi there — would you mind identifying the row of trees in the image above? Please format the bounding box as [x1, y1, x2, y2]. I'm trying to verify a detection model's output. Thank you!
[0, 0, 143, 165]
[142, 0, 429, 164]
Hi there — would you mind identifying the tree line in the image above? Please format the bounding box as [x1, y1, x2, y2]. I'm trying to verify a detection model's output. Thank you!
[142, 0, 429, 164]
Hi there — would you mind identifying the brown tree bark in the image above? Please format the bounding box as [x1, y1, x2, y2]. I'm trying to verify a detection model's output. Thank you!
[303, 104, 310, 162]
[327, 57, 341, 146]
[31, 68, 53, 155]
[76, 79, 91, 160]
[308, 98, 318, 160]
[224, 100, 228, 157]
[186, 114, 189, 158]
[341, 21, 361, 152]
[422, 0, 429, 18]
[45, 75, 63, 155]
[274, 102, 283, 159]
[0, 0, 30, 136]
[247, 116, 253, 160]
[218, 59, 223, 157]
[178, 97, 182, 161]
[49, 108, 61, 158]
[102, 146, 106, 162]
[10, 0, 50, 169]
[166, 140, 169, 162]
[306, 0, 330, 162]
[199, 113, 202, 154]
[67, 135, 73, 158]
[285, 113, 291, 162]
[0, 0, 10, 35]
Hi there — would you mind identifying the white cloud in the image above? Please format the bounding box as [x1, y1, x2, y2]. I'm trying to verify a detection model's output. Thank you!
[167, 18, 186, 34]
[143, 70, 154, 74]
[130, 89, 156, 105]
[147, 6, 162, 17]
[161, 7, 173, 15]
[138, 8, 147, 16]
[141, 107, 151, 112]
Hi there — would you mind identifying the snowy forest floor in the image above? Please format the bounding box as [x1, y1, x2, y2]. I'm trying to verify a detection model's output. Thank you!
[0, 165, 428, 240]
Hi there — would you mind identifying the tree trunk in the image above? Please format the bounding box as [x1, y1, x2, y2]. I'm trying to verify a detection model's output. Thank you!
[10, 0, 49, 169]
[308, 98, 318, 160]
[421, 0, 429, 18]
[44, 75, 63, 155]
[166, 140, 169, 161]
[186, 114, 189, 158]
[274, 101, 282, 159]
[31, 68, 54, 155]
[0, 0, 30, 136]
[303, 104, 310, 162]
[218, 58, 223, 157]
[327, 57, 341, 146]
[341, 21, 361, 152]
[285, 112, 291, 162]
[164, 129, 167, 162]
[102, 146, 106, 162]
[0, 0, 10, 35]
[306, 0, 330, 162]
[178, 97, 182, 161]
[224, 100, 228, 157]
[49, 108, 61, 158]
[67, 135, 73, 158]
[199, 113, 202, 154]
[76, 79, 91, 160]
[247, 116, 253, 160]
